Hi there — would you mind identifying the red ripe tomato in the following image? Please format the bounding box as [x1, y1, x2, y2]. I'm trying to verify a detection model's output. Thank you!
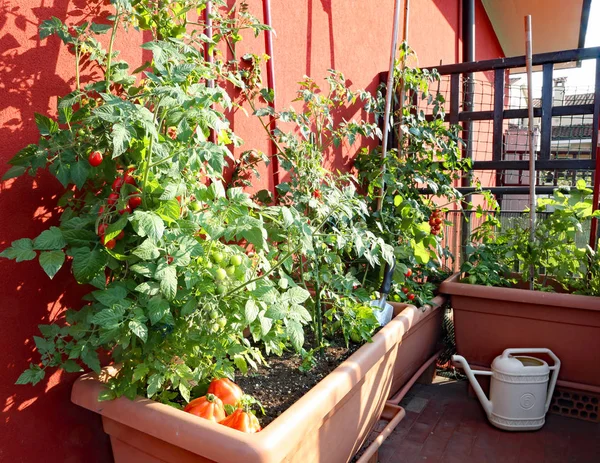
[167, 126, 178, 140]
[219, 408, 261, 433]
[123, 171, 137, 186]
[207, 378, 243, 407]
[119, 205, 132, 215]
[408, 293, 416, 301]
[129, 195, 142, 210]
[98, 223, 108, 237]
[404, 268, 413, 278]
[104, 239, 116, 249]
[402, 287, 409, 294]
[112, 176, 125, 191]
[98, 206, 105, 216]
[116, 230, 125, 241]
[88, 151, 103, 167]
[184, 394, 226, 423]
[312, 189, 322, 199]
[166, 255, 174, 265]
[107, 192, 119, 206]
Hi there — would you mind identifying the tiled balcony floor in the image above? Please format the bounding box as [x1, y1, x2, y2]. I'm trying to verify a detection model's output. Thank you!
[376, 378, 600, 463]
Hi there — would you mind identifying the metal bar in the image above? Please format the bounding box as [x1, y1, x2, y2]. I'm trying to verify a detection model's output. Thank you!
[492, 69, 505, 161]
[449, 74, 460, 125]
[525, 15, 536, 291]
[377, 0, 403, 212]
[540, 63, 554, 160]
[420, 186, 567, 195]
[473, 159, 595, 170]
[590, 58, 600, 249]
[427, 104, 595, 123]
[423, 46, 600, 75]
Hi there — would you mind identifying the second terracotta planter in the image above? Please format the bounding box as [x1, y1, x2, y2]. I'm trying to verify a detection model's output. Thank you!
[440, 273, 600, 390]
[71, 297, 445, 463]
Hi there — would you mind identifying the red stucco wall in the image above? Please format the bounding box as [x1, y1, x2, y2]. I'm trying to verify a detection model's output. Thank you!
[0, 1, 502, 461]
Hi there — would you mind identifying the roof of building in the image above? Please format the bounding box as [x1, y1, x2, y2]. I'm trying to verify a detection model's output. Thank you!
[532, 92, 595, 108]
[551, 124, 594, 140]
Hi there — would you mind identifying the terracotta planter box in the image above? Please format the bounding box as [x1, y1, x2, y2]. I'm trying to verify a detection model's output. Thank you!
[71, 298, 444, 463]
[440, 273, 600, 389]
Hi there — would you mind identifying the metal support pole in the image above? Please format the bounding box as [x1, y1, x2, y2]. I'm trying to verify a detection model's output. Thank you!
[460, 0, 475, 263]
[525, 15, 536, 290]
[377, 0, 402, 212]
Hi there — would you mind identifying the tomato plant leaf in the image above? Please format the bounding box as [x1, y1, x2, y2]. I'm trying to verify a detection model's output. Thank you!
[92, 286, 128, 306]
[69, 247, 108, 283]
[147, 296, 170, 324]
[2, 165, 27, 180]
[34, 113, 59, 136]
[15, 364, 45, 385]
[61, 359, 83, 373]
[158, 265, 177, 300]
[133, 211, 165, 242]
[286, 320, 304, 352]
[129, 319, 148, 343]
[147, 373, 163, 398]
[91, 308, 123, 329]
[132, 363, 149, 382]
[244, 299, 258, 323]
[70, 160, 90, 189]
[133, 239, 160, 260]
[62, 229, 96, 247]
[111, 123, 135, 158]
[286, 286, 310, 304]
[81, 345, 101, 373]
[34, 227, 66, 250]
[0, 238, 37, 262]
[39, 250, 65, 279]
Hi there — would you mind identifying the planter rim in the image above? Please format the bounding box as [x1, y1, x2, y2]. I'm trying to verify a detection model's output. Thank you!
[72, 296, 446, 463]
[439, 272, 600, 311]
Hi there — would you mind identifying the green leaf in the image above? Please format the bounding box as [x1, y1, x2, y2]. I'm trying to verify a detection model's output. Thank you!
[0, 238, 36, 262]
[81, 345, 101, 373]
[39, 250, 65, 279]
[62, 229, 96, 247]
[181, 298, 197, 316]
[34, 227, 66, 250]
[234, 356, 248, 374]
[147, 297, 170, 325]
[179, 382, 191, 403]
[34, 113, 59, 136]
[90, 23, 112, 34]
[156, 200, 181, 223]
[70, 160, 90, 189]
[2, 165, 26, 180]
[286, 286, 310, 304]
[287, 320, 304, 352]
[112, 123, 135, 158]
[62, 359, 83, 373]
[133, 211, 165, 242]
[15, 364, 45, 385]
[132, 363, 149, 382]
[158, 265, 177, 300]
[129, 319, 148, 342]
[244, 300, 259, 323]
[70, 247, 107, 283]
[133, 239, 161, 260]
[93, 286, 127, 306]
[91, 308, 123, 329]
[105, 215, 128, 242]
[258, 312, 272, 336]
[147, 373, 163, 397]
[135, 281, 160, 296]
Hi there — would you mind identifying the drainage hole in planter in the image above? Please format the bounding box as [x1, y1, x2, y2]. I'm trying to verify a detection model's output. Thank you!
[558, 398, 574, 407]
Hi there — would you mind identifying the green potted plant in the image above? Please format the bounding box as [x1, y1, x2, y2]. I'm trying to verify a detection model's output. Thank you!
[440, 181, 600, 390]
[2, 2, 447, 462]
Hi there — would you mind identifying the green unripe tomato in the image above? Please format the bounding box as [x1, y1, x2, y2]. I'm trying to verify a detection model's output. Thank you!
[218, 317, 227, 328]
[350, 331, 362, 343]
[210, 322, 220, 333]
[209, 309, 219, 320]
[216, 284, 227, 295]
[230, 255, 243, 267]
[212, 251, 225, 264]
[205, 260, 213, 269]
[234, 267, 246, 281]
[189, 201, 201, 212]
[215, 268, 227, 281]
[77, 128, 86, 137]
[226, 265, 236, 277]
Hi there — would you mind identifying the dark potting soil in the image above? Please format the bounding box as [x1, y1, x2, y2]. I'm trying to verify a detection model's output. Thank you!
[236, 336, 362, 427]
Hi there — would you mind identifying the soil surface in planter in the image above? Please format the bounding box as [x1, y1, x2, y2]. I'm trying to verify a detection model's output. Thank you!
[236, 335, 361, 426]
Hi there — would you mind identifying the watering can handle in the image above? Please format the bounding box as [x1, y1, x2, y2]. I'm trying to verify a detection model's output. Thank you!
[501, 348, 561, 412]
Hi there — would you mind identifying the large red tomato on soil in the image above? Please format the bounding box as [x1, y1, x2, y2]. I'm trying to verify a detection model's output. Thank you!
[184, 394, 226, 423]
[219, 408, 261, 433]
[207, 378, 243, 407]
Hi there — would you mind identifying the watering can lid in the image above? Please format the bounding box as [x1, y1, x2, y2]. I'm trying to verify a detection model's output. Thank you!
[492, 354, 549, 375]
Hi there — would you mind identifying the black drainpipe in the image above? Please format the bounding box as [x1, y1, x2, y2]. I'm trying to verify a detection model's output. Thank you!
[460, 0, 475, 263]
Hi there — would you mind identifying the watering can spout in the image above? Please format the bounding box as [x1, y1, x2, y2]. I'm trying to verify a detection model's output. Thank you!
[452, 355, 493, 416]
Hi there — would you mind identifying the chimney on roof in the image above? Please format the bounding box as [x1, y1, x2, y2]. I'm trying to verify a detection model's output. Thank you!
[553, 77, 567, 106]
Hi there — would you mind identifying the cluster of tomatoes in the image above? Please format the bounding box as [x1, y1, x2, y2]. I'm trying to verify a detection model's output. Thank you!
[401, 268, 416, 302]
[209, 250, 246, 297]
[184, 378, 261, 433]
[96, 167, 142, 249]
[429, 209, 443, 236]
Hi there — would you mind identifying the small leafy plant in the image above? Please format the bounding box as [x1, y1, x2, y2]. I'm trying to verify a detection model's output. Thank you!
[463, 180, 600, 296]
